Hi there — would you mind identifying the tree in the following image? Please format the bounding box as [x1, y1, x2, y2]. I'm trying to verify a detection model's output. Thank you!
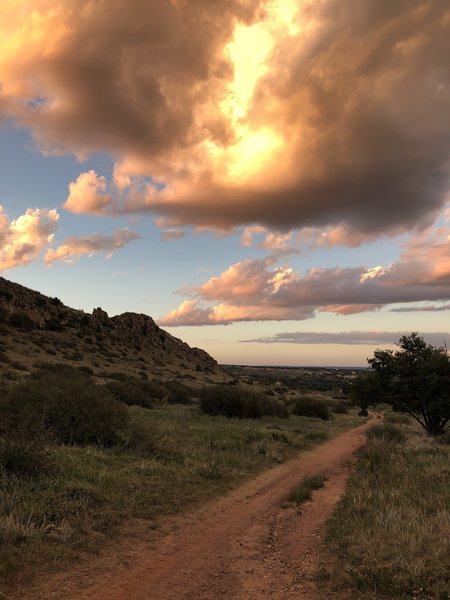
[368, 333, 450, 436]
[349, 371, 382, 416]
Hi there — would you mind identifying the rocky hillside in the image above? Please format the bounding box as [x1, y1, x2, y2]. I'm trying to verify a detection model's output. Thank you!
[0, 277, 223, 384]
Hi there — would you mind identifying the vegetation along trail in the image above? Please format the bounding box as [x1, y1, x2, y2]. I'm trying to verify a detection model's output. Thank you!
[43, 416, 377, 600]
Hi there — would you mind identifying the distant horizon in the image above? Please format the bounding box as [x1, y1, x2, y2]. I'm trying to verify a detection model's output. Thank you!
[4, 272, 449, 369]
[220, 363, 368, 370]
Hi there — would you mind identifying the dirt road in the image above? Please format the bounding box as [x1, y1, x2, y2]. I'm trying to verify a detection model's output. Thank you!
[34, 418, 376, 600]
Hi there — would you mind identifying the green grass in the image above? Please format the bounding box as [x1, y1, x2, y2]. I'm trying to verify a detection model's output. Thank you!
[318, 415, 450, 599]
[0, 404, 362, 596]
[287, 473, 327, 505]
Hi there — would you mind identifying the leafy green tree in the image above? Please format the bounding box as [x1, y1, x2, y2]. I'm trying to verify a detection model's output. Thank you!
[368, 333, 450, 436]
[349, 371, 382, 416]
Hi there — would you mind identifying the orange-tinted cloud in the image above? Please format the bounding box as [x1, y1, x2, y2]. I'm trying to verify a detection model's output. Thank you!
[44, 228, 140, 265]
[1, 1, 449, 237]
[0, 207, 59, 271]
[160, 226, 450, 325]
[64, 171, 112, 215]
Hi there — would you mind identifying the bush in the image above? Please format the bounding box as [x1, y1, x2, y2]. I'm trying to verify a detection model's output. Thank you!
[292, 397, 330, 420]
[106, 378, 155, 408]
[3, 366, 130, 448]
[0, 383, 51, 476]
[9, 311, 35, 330]
[199, 386, 246, 418]
[44, 318, 64, 332]
[366, 423, 406, 444]
[45, 383, 129, 447]
[0, 437, 50, 477]
[437, 430, 450, 445]
[330, 400, 349, 414]
[199, 385, 287, 419]
[383, 412, 411, 425]
[105, 376, 189, 407]
[78, 365, 94, 376]
[164, 381, 193, 405]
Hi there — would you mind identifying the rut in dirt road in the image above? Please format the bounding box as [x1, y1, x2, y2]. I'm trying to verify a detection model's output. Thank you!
[39, 418, 377, 600]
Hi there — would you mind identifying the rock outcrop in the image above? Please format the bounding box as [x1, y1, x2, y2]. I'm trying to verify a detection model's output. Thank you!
[0, 276, 219, 379]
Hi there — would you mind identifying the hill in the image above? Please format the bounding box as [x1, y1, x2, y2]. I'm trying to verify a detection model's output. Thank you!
[0, 276, 223, 384]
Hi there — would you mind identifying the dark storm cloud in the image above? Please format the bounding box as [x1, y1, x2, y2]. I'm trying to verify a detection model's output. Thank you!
[1, 0, 450, 237]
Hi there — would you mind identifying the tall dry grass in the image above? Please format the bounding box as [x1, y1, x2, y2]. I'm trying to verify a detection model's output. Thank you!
[319, 419, 450, 599]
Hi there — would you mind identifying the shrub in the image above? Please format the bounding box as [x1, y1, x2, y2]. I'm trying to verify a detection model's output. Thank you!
[44, 318, 64, 332]
[366, 423, 406, 444]
[330, 400, 349, 414]
[107, 378, 155, 408]
[9, 366, 130, 447]
[0, 437, 50, 477]
[44, 381, 129, 447]
[437, 430, 450, 445]
[0, 351, 9, 364]
[30, 363, 82, 380]
[199, 385, 287, 419]
[10, 361, 27, 371]
[78, 365, 94, 376]
[0, 383, 51, 476]
[0, 289, 13, 301]
[164, 381, 193, 405]
[9, 311, 35, 330]
[383, 412, 411, 425]
[292, 397, 330, 420]
[199, 385, 246, 418]
[106, 376, 186, 408]
[140, 379, 170, 403]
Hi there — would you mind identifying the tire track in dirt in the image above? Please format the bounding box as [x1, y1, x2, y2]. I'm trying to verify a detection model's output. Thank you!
[29, 417, 377, 600]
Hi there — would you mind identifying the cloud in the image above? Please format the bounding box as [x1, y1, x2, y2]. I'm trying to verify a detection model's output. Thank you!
[160, 226, 450, 325]
[260, 231, 296, 254]
[0, 207, 59, 271]
[158, 299, 315, 327]
[44, 228, 140, 265]
[241, 225, 266, 247]
[161, 229, 186, 241]
[158, 300, 228, 327]
[1, 1, 449, 237]
[63, 171, 112, 215]
[241, 331, 450, 347]
[390, 303, 450, 313]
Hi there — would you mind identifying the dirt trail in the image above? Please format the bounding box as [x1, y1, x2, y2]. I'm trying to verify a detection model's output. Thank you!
[31, 418, 377, 600]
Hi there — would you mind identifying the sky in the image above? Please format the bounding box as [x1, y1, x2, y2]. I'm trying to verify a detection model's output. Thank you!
[0, 0, 450, 367]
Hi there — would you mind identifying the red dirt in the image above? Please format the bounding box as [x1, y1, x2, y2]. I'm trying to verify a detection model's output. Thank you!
[26, 418, 376, 600]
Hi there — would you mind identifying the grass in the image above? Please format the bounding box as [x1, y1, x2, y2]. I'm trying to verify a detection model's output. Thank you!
[318, 414, 450, 599]
[287, 473, 327, 505]
[0, 404, 362, 597]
